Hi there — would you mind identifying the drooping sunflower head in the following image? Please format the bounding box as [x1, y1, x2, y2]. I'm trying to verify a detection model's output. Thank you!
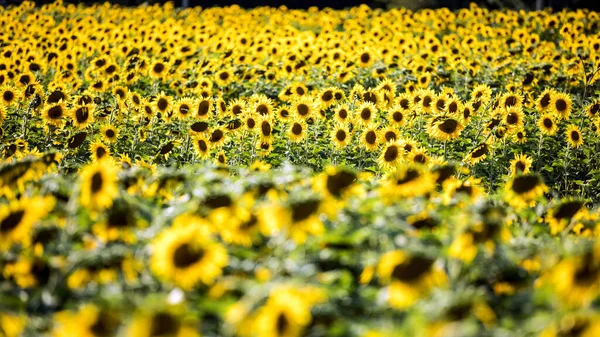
[536, 88, 554, 112]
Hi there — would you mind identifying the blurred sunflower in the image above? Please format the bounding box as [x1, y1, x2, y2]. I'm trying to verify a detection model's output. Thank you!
[53, 304, 121, 337]
[504, 173, 548, 209]
[150, 222, 228, 290]
[0, 197, 54, 250]
[79, 159, 119, 211]
[376, 250, 446, 309]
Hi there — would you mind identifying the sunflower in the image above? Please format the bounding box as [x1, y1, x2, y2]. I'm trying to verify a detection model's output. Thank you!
[357, 48, 375, 67]
[89, 79, 106, 93]
[503, 106, 524, 129]
[546, 198, 587, 234]
[215, 69, 235, 87]
[550, 91, 572, 120]
[471, 83, 492, 102]
[216, 150, 227, 166]
[261, 197, 324, 243]
[154, 92, 172, 116]
[410, 148, 430, 166]
[193, 135, 211, 160]
[53, 304, 122, 337]
[360, 126, 380, 151]
[504, 173, 548, 209]
[256, 139, 274, 157]
[149, 60, 169, 79]
[509, 153, 533, 176]
[418, 89, 435, 113]
[0, 197, 53, 250]
[174, 97, 194, 120]
[252, 287, 325, 337]
[258, 117, 274, 142]
[499, 92, 522, 109]
[288, 119, 307, 143]
[537, 114, 559, 136]
[513, 129, 527, 144]
[376, 250, 446, 309]
[292, 97, 316, 120]
[428, 116, 464, 140]
[79, 159, 119, 211]
[586, 101, 600, 118]
[331, 123, 351, 149]
[100, 124, 119, 143]
[42, 102, 66, 126]
[71, 104, 94, 129]
[540, 244, 600, 308]
[127, 308, 200, 337]
[377, 141, 404, 170]
[379, 164, 435, 198]
[318, 87, 337, 109]
[0, 85, 17, 106]
[387, 104, 408, 128]
[539, 313, 600, 337]
[333, 104, 351, 124]
[465, 143, 490, 165]
[536, 88, 554, 112]
[355, 102, 377, 127]
[208, 127, 227, 148]
[565, 124, 583, 148]
[150, 220, 227, 290]
[275, 105, 291, 122]
[0, 313, 26, 337]
[90, 141, 110, 162]
[228, 98, 246, 117]
[314, 166, 360, 204]
[196, 97, 213, 119]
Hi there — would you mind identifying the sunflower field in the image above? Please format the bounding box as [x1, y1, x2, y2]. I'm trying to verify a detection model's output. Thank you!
[4, 0, 600, 336]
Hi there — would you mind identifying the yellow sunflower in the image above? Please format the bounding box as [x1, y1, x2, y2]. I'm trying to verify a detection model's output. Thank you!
[509, 153, 533, 176]
[550, 91, 572, 120]
[79, 159, 119, 211]
[565, 124, 583, 148]
[376, 250, 446, 309]
[379, 164, 436, 199]
[0, 197, 54, 250]
[90, 141, 110, 162]
[539, 243, 600, 308]
[251, 287, 326, 337]
[127, 308, 199, 337]
[546, 198, 587, 234]
[331, 123, 352, 149]
[427, 116, 464, 140]
[377, 141, 405, 170]
[100, 124, 119, 143]
[503, 173, 548, 209]
[53, 304, 121, 337]
[150, 221, 228, 290]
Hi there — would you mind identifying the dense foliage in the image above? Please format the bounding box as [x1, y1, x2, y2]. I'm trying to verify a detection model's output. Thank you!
[1, 1, 600, 336]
